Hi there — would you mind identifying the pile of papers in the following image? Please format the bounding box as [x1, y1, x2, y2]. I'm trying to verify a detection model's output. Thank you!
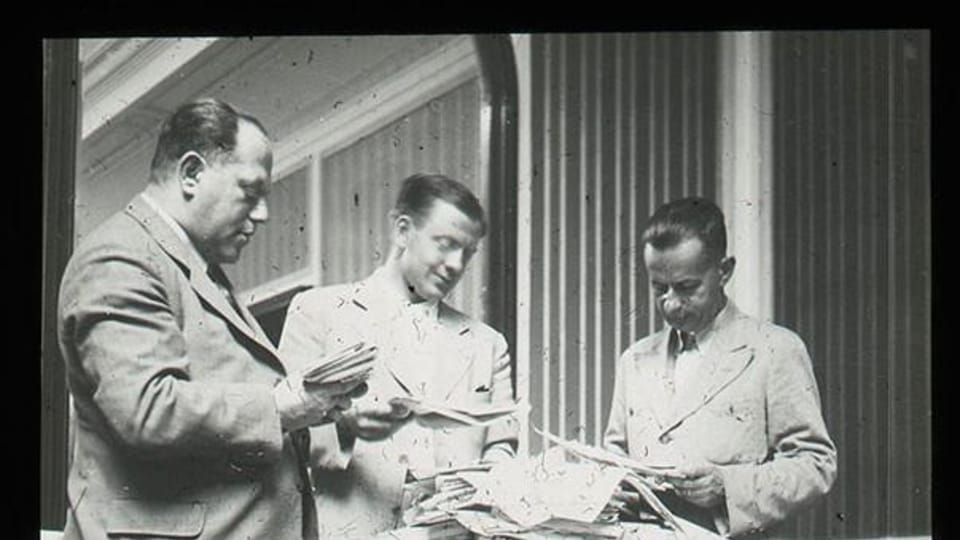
[394, 430, 722, 539]
[301, 342, 377, 386]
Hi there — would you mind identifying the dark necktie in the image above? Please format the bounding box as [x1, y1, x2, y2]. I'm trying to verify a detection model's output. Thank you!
[678, 330, 697, 353]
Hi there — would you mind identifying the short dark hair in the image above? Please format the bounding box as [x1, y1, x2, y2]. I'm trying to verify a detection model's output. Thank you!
[393, 173, 486, 236]
[641, 196, 727, 262]
[149, 98, 268, 182]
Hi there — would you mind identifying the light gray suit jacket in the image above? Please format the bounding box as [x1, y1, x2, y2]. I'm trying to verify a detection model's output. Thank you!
[603, 302, 836, 538]
[278, 271, 518, 539]
[58, 194, 311, 540]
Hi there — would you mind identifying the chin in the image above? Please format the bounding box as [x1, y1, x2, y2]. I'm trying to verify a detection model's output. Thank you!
[420, 286, 446, 302]
[217, 250, 242, 264]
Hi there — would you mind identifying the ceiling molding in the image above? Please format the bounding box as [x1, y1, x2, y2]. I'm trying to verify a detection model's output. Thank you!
[272, 35, 479, 169]
[81, 38, 220, 140]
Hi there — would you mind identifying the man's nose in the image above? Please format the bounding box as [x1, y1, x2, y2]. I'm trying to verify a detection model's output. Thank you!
[443, 249, 466, 274]
[249, 197, 269, 223]
[661, 289, 683, 312]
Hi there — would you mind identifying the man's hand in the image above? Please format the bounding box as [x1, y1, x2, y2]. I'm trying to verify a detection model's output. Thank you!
[337, 400, 412, 441]
[273, 373, 367, 432]
[671, 458, 726, 508]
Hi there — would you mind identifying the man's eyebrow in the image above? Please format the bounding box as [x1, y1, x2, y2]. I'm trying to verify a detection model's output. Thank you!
[241, 177, 270, 193]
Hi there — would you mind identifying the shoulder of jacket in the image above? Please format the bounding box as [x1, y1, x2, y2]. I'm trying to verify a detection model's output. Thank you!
[732, 315, 809, 356]
[66, 211, 167, 275]
[440, 303, 507, 344]
[289, 281, 365, 312]
[621, 328, 669, 360]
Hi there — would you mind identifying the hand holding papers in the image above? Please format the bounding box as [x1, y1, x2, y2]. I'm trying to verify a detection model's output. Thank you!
[273, 342, 376, 431]
[274, 341, 376, 432]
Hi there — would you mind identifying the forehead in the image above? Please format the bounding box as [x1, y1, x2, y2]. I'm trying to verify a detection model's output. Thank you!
[219, 121, 273, 171]
[418, 199, 484, 240]
[643, 237, 714, 278]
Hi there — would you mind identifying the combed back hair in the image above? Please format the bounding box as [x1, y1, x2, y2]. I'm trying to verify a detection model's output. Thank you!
[393, 173, 487, 236]
[149, 98, 268, 182]
[641, 196, 727, 262]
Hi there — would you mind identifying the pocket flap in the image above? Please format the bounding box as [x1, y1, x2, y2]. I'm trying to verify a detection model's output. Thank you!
[106, 499, 205, 538]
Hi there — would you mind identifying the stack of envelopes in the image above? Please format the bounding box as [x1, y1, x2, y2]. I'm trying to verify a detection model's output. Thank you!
[301, 342, 377, 386]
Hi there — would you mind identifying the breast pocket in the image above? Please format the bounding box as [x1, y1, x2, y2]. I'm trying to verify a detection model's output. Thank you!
[106, 499, 205, 539]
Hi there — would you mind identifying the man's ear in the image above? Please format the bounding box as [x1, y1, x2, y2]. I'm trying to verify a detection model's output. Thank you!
[718, 255, 736, 286]
[392, 213, 415, 250]
[177, 151, 206, 197]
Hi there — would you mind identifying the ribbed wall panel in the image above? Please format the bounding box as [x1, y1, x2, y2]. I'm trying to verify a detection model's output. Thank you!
[527, 33, 719, 450]
[319, 78, 487, 319]
[225, 165, 311, 291]
[772, 30, 930, 538]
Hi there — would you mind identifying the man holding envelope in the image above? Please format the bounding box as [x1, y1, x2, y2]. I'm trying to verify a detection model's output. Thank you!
[603, 197, 836, 538]
[278, 173, 519, 539]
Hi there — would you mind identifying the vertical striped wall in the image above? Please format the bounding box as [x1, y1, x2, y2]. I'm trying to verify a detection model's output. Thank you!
[319, 78, 488, 320]
[771, 31, 930, 538]
[226, 165, 311, 292]
[526, 33, 720, 450]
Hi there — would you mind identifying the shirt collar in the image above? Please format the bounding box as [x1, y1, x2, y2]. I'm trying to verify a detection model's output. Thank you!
[140, 192, 209, 271]
[672, 298, 734, 354]
[368, 266, 440, 321]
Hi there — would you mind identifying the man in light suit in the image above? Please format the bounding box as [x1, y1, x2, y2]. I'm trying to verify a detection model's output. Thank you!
[57, 98, 365, 540]
[278, 173, 518, 539]
[603, 197, 836, 538]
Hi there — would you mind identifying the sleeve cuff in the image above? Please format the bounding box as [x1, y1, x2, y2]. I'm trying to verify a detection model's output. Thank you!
[224, 383, 285, 464]
[720, 464, 765, 537]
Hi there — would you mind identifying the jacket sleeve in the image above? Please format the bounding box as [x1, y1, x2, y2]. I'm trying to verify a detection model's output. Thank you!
[59, 246, 284, 465]
[602, 350, 631, 457]
[719, 332, 838, 536]
[277, 292, 354, 470]
[482, 332, 520, 460]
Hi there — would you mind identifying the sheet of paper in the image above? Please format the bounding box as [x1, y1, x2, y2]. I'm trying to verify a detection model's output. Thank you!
[389, 396, 529, 429]
[534, 426, 684, 479]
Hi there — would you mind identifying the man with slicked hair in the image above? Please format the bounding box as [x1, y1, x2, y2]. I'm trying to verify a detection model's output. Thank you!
[58, 98, 365, 539]
[279, 173, 519, 539]
[603, 197, 836, 538]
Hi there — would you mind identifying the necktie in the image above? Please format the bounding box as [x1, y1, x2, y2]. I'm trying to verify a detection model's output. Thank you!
[665, 330, 696, 398]
[678, 330, 697, 353]
[207, 264, 248, 325]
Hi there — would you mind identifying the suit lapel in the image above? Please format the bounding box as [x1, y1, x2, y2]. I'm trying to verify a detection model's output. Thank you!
[348, 279, 420, 394]
[630, 332, 673, 430]
[347, 276, 476, 402]
[125, 195, 283, 369]
[432, 303, 476, 402]
[660, 319, 755, 436]
[233, 290, 278, 352]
